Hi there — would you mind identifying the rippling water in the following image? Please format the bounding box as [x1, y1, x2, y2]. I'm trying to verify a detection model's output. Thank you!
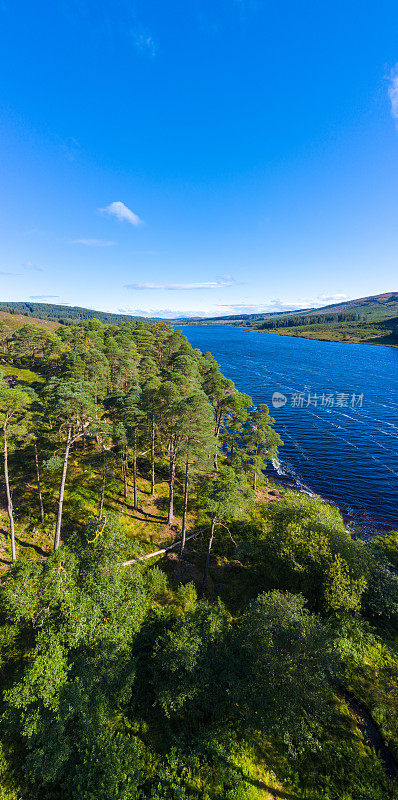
[180, 325, 398, 534]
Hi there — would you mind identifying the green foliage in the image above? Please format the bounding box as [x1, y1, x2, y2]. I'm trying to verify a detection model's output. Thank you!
[0, 300, 156, 326]
[66, 730, 142, 800]
[44, 378, 97, 434]
[324, 554, 367, 614]
[361, 557, 398, 621]
[237, 403, 283, 487]
[231, 591, 336, 751]
[0, 313, 395, 800]
[375, 530, 398, 568]
[243, 493, 375, 615]
[1, 518, 146, 797]
[202, 466, 253, 522]
[0, 387, 33, 445]
[145, 566, 173, 605]
[150, 600, 229, 722]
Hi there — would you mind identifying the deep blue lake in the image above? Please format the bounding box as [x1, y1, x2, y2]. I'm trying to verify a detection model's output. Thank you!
[180, 325, 398, 534]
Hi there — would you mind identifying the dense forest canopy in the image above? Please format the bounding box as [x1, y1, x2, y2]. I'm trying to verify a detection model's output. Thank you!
[0, 315, 396, 799]
[0, 301, 160, 326]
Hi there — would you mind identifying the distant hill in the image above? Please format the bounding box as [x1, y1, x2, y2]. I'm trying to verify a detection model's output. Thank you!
[173, 307, 315, 324]
[174, 292, 398, 345]
[1, 293, 396, 345]
[291, 291, 398, 320]
[174, 292, 398, 326]
[0, 301, 158, 326]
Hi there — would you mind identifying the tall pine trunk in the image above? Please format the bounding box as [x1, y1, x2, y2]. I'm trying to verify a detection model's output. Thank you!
[123, 447, 128, 503]
[150, 412, 155, 497]
[253, 442, 259, 491]
[54, 426, 72, 551]
[132, 429, 138, 510]
[167, 436, 176, 525]
[34, 439, 45, 524]
[180, 455, 189, 554]
[203, 515, 217, 589]
[3, 425, 16, 562]
[214, 409, 222, 471]
[99, 447, 107, 520]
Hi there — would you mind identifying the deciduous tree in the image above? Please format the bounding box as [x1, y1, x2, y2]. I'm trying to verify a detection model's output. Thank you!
[201, 466, 253, 588]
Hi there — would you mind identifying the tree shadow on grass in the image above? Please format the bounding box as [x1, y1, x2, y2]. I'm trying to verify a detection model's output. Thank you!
[129, 507, 167, 522]
[15, 537, 48, 557]
[1, 527, 47, 562]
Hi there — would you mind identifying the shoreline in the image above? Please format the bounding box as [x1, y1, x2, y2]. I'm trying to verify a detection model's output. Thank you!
[269, 472, 394, 538]
[176, 322, 398, 348]
[238, 326, 398, 348]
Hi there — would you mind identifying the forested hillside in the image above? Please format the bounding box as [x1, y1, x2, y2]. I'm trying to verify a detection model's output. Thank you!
[0, 316, 397, 799]
[0, 301, 157, 326]
[234, 293, 398, 344]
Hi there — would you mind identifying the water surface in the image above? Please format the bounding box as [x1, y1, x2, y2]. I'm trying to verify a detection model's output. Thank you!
[181, 325, 398, 534]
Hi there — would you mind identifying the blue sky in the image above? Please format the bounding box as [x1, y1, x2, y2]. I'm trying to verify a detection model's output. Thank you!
[1, 0, 398, 318]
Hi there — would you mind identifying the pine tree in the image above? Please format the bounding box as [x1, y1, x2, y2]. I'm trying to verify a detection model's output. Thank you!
[177, 392, 216, 553]
[0, 383, 33, 560]
[45, 379, 97, 550]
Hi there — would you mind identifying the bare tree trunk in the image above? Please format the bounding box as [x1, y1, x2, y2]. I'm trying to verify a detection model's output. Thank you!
[99, 447, 107, 520]
[254, 442, 259, 491]
[54, 426, 72, 551]
[3, 425, 16, 561]
[150, 412, 155, 497]
[167, 438, 176, 525]
[123, 447, 128, 503]
[34, 439, 45, 524]
[214, 410, 222, 471]
[123, 467, 127, 502]
[132, 430, 138, 511]
[180, 455, 189, 554]
[203, 515, 216, 589]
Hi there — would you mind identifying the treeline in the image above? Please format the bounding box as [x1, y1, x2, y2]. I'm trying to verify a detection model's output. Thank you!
[259, 312, 362, 330]
[0, 316, 397, 799]
[0, 301, 156, 325]
[0, 317, 281, 565]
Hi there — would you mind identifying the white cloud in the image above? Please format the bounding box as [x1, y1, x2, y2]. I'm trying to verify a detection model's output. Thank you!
[388, 64, 398, 119]
[29, 295, 60, 300]
[118, 307, 215, 319]
[214, 293, 352, 315]
[216, 301, 301, 314]
[100, 201, 143, 226]
[124, 278, 237, 290]
[116, 292, 352, 320]
[70, 238, 115, 247]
